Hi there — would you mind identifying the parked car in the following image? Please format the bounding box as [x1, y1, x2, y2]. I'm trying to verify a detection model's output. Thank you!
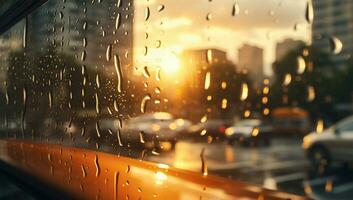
[303, 115, 353, 170]
[188, 119, 232, 141]
[90, 112, 191, 150]
[225, 119, 272, 146]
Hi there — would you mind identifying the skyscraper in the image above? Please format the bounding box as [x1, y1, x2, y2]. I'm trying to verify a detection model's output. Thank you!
[312, 0, 353, 67]
[238, 44, 264, 85]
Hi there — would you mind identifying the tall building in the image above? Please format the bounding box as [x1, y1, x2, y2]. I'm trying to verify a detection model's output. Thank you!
[275, 39, 303, 62]
[181, 48, 236, 120]
[312, 0, 353, 68]
[183, 48, 228, 66]
[238, 44, 264, 85]
[182, 48, 229, 89]
[27, 0, 134, 73]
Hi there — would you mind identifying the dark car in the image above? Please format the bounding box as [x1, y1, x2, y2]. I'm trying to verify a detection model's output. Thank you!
[188, 119, 232, 141]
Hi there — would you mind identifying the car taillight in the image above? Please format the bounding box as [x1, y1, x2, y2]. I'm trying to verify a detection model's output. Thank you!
[219, 125, 226, 133]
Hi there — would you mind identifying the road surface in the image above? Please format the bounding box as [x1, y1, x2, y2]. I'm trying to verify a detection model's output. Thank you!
[146, 137, 353, 200]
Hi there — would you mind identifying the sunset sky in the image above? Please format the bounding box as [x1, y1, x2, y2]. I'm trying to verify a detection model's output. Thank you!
[134, 0, 311, 76]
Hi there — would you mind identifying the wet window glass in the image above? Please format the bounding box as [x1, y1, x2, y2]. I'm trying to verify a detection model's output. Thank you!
[1, 0, 353, 199]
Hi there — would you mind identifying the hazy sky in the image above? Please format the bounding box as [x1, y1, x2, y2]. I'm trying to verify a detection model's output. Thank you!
[134, 0, 311, 75]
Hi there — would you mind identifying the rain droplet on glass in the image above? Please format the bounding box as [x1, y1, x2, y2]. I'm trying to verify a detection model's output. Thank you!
[329, 36, 343, 55]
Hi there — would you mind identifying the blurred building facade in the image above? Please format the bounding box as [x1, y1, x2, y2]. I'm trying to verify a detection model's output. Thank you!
[181, 48, 239, 120]
[238, 44, 264, 85]
[312, 0, 353, 67]
[275, 39, 303, 62]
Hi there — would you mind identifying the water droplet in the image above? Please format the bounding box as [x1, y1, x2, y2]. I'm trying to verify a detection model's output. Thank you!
[204, 72, 211, 90]
[156, 67, 161, 81]
[145, 7, 150, 21]
[232, 2, 240, 16]
[283, 74, 292, 86]
[83, 22, 87, 30]
[140, 94, 151, 113]
[81, 164, 87, 178]
[59, 12, 64, 19]
[48, 91, 52, 108]
[307, 86, 316, 102]
[200, 148, 208, 176]
[22, 87, 27, 105]
[240, 83, 249, 101]
[155, 87, 161, 94]
[114, 101, 119, 112]
[95, 93, 100, 114]
[139, 132, 145, 144]
[83, 37, 87, 47]
[117, 0, 122, 8]
[23, 18, 27, 48]
[206, 49, 213, 64]
[114, 55, 123, 93]
[81, 51, 87, 62]
[157, 4, 165, 12]
[206, 13, 212, 21]
[117, 130, 123, 146]
[96, 122, 101, 138]
[251, 128, 260, 137]
[114, 172, 119, 200]
[94, 155, 100, 177]
[329, 36, 343, 55]
[106, 44, 112, 61]
[221, 98, 228, 109]
[297, 56, 306, 74]
[143, 66, 150, 78]
[316, 119, 324, 133]
[144, 46, 148, 56]
[115, 14, 121, 30]
[306, 1, 314, 24]
[96, 74, 101, 88]
[155, 40, 162, 48]
[221, 82, 227, 89]
[200, 115, 207, 123]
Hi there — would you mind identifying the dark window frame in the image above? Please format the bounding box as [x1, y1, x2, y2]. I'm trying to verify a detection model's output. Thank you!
[0, 0, 47, 35]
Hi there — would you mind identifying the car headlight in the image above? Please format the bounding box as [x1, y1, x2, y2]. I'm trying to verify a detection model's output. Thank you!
[169, 123, 177, 130]
[176, 119, 185, 126]
[302, 135, 312, 149]
[225, 127, 235, 136]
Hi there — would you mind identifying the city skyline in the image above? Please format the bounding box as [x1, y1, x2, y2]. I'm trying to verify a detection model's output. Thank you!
[134, 0, 311, 76]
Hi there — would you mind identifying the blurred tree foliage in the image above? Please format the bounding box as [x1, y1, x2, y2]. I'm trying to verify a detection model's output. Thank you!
[270, 43, 353, 122]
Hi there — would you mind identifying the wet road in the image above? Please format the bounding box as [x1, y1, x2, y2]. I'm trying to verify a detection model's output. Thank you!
[147, 138, 353, 200]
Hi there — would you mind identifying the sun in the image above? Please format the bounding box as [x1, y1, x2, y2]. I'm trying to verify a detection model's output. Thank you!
[146, 49, 181, 74]
[158, 51, 181, 74]
[135, 48, 182, 77]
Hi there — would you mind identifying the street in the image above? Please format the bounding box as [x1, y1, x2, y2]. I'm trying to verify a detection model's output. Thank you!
[146, 137, 353, 200]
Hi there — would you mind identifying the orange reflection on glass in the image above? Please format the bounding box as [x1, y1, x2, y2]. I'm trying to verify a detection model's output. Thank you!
[155, 171, 168, 185]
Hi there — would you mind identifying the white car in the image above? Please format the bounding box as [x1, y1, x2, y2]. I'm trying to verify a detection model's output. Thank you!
[225, 119, 272, 146]
[122, 112, 192, 149]
[303, 115, 353, 170]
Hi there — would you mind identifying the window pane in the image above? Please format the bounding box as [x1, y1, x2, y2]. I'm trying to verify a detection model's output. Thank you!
[1, 0, 353, 199]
